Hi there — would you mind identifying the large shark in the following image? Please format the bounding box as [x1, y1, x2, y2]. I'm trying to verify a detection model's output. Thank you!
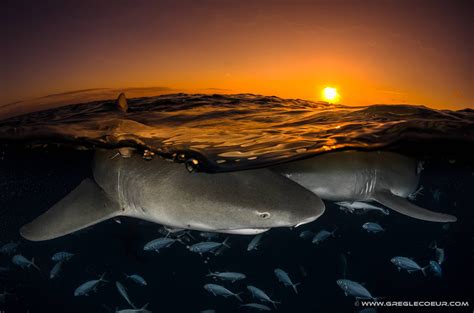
[272, 151, 456, 223]
[20, 149, 325, 241]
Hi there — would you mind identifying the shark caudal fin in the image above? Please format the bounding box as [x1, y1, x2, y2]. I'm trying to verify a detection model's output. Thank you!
[20, 179, 121, 241]
[372, 190, 457, 223]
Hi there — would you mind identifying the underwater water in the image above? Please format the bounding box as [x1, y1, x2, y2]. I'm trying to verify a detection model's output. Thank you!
[0, 94, 473, 313]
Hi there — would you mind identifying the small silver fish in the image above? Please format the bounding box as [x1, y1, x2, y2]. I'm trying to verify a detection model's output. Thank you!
[241, 303, 272, 311]
[247, 234, 264, 251]
[200, 232, 220, 241]
[362, 222, 384, 233]
[12, 255, 40, 271]
[74, 273, 108, 296]
[299, 230, 314, 240]
[125, 273, 147, 286]
[337, 279, 376, 300]
[143, 238, 178, 253]
[391, 257, 428, 275]
[51, 251, 74, 262]
[429, 261, 442, 277]
[189, 238, 230, 255]
[204, 283, 242, 301]
[0, 242, 19, 255]
[274, 268, 299, 293]
[116, 281, 135, 308]
[312, 228, 337, 244]
[247, 285, 280, 308]
[207, 271, 246, 283]
[50, 261, 63, 279]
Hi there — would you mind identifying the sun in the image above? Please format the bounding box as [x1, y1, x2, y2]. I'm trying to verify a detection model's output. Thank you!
[321, 87, 340, 103]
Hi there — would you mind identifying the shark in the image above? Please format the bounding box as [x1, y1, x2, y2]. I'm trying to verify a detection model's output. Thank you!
[20, 149, 325, 241]
[272, 151, 457, 223]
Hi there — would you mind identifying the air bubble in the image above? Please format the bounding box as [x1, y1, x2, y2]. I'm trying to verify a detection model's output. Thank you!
[185, 158, 199, 172]
[143, 150, 155, 160]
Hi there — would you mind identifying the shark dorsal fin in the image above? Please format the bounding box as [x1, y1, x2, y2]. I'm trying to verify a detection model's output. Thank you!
[116, 93, 128, 112]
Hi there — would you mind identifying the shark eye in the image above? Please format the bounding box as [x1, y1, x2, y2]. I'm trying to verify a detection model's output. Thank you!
[257, 211, 271, 219]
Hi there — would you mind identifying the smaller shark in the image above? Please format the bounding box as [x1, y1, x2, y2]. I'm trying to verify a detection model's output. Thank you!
[273, 151, 457, 222]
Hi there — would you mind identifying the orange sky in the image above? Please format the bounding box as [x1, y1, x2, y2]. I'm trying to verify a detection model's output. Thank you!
[1, 0, 473, 110]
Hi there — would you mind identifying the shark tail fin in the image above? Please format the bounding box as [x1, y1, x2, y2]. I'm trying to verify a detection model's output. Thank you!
[20, 179, 121, 241]
[372, 190, 457, 223]
[141, 303, 149, 310]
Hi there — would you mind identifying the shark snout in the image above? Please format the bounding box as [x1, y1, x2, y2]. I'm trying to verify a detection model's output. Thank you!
[293, 198, 326, 228]
[294, 215, 318, 228]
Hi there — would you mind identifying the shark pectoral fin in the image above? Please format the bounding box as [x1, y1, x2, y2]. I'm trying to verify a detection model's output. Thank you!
[20, 179, 121, 241]
[372, 190, 457, 223]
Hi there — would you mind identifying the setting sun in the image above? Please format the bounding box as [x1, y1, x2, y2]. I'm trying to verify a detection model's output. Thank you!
[322, 87, 340, 103]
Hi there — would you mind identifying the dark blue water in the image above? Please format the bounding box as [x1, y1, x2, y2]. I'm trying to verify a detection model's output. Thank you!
[0, 94, 473, 313]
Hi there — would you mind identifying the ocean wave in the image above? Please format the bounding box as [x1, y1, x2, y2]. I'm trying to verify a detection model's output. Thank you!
[0, 93, 473, 172]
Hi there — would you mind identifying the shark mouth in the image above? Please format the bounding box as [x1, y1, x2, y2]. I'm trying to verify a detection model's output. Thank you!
[294, 215, 319, 228]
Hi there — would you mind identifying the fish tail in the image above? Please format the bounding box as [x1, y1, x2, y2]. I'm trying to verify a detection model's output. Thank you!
[99, 272, 109, 283]
[235, 292, 243, 302]
[181, 231, 195, 240]
[176, 238, 186, 246]
[31, 258, 40, 271]
[271, 300, 280, 308]
[421, 266, 429, 276]
[293, 282, 301, 294]
[222, 237, 231, 248]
